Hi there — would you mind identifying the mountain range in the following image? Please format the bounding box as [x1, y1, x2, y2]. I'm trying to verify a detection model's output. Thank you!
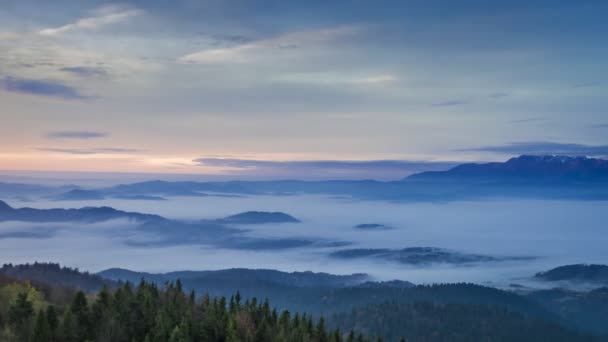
[2, 155, 608, 203]
[406, 155, 608, 183]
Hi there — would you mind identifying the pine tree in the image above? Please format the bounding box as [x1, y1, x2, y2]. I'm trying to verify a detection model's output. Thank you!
[168, 320, 191, 342]
[60, 308, 78, 342]
[31, 309, 51, 342]
[71, 290, 91, 341]
[46, 304, 59, 334]
[226, 316, 240, 342]
[8, 292, 34, 341]
[316, 317, 328, 342]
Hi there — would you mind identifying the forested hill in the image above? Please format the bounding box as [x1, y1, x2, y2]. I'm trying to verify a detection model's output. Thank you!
[1, 262, 606, 341]
[0, 262, 117, 292]
[1, 278, 359, 342]
[330, 301, 598, 342]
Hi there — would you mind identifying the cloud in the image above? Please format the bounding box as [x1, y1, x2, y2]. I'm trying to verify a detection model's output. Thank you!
[572, 82, 601, 88]
[590, 123, 608, 128]
[460, 141, 608, 157]
[431, 100, 468, 107]
[209, 34, 253, 45]
[356, 74, 397, 85]
[508, 117, 547, 124]
[193, 158, 458, 180]
[272, 72, 397, 87]
[47, 131, 108, 139]
[36, 147, 141, 155]
[1, 77, 88, 100]
[39, 5, 142, 36]
[179, 26, 359, 64]
[60, 66, 108, 77]
[489, 92, 509, 98]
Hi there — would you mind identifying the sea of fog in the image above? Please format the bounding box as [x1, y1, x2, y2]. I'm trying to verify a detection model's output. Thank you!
[1, 195, 607, 287]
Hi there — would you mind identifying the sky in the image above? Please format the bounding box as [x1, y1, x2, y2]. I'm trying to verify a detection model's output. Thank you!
[0, 0, 607, 179]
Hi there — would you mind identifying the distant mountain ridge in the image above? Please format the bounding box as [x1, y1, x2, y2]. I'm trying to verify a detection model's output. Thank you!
[97, 267, 369, 288]
[3, 155, 608, 203]
[406, 155, 608, 183]
[0, 199, 163, 223]
[535, 264, 608, 283]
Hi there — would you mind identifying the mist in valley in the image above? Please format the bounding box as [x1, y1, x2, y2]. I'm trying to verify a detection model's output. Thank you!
[1, 194, 606, 288]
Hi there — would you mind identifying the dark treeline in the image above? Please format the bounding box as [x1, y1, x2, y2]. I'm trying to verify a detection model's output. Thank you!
[0, 279, 371, 342]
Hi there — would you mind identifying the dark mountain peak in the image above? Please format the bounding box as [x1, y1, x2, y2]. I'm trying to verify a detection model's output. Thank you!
[221, 211, 300, 224]
[535, 264, 608, 283]
[354, 223, 392, 230]
[0, 200, 13, 211]
[406, 155, 608, 183]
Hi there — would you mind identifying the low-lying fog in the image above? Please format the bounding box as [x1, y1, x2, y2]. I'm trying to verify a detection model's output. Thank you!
[2, 195, 607, 287]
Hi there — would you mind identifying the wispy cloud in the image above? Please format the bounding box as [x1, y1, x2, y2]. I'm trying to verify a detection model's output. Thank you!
[272, 72, 397, 87]
[1, 77, 88, 100]
[39, 5, 142, 36]
[431, 100, 468, 107]
[489, 92, 509, 99]
[60, 66, 108, 77]
[572, 81, 601, 89]
[193, 158, 458, 180]
[460, 141, 608, 157]
[179, 26, 360, 64]
[508, 117, 547, 124]
[36, 147, 141, 155]
[47, 131, 108, 140]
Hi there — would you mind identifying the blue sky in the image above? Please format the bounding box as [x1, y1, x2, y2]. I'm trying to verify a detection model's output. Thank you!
[0, 0, 606, 179]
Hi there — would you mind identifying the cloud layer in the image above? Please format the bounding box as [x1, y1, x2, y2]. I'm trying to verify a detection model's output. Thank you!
[38, 5, 142, 36]
[194, 158, 458, 180]
[2, 77, 87, 100]
[37, 147, 141, 155]
[47, 131, 108, 139]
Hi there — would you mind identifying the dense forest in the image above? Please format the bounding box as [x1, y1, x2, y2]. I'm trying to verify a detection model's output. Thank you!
[0, 276, 365, 342]
[330, 301, 597, 342]
[0, 263, 606, 341]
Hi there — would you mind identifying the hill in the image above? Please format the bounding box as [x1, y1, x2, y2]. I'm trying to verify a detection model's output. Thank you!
[330, 301, 597, 342]
[220, 211, 300, 224]
[0, 200, 163, 223]
[535, 264, 608, 283]
[528, 287, 608, 336]
[0, 262, 117, 292]
[53, 189, 105, 201]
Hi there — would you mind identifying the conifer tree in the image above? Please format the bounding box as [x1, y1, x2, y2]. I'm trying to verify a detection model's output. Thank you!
[31, 309, 50, 342]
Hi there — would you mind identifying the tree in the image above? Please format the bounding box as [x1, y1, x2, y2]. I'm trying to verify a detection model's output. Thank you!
[61, 308, 78, 342]
[46, 305, 59, 341]
[169, 320, 191, 342]
[32, 309, 51, 342]
[71, 290, 91, 341]
[316, 317, 328, 342]
[8, 292, 34, 341]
